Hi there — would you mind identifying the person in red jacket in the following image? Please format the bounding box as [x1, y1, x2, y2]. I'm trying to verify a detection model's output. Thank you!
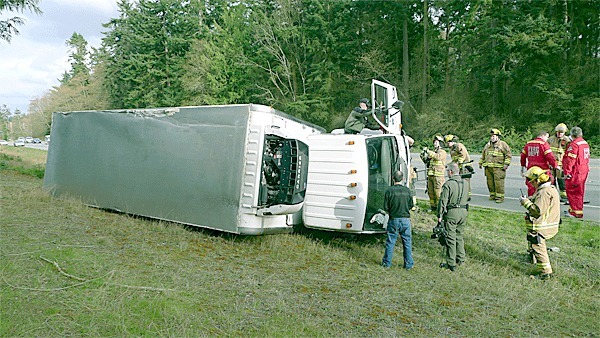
[562, 127, 591, 218]
[520, 131, 556, 196]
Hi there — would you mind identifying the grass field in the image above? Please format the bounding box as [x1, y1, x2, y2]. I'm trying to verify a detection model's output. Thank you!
[1, 147, 598, 336]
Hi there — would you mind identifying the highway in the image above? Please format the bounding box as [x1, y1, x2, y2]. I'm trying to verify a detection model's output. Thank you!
[411, 153, 599, 223]
[24, 143, 598, 222]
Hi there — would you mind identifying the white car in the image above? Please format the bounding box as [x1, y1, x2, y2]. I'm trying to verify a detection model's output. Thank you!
[0, 139, 8, 146]
[25, 136, 34, 143]
[13, 139, 25, 147]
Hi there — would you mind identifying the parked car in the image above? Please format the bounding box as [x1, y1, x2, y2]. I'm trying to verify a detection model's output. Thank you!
[33, 138, 42, 144]
[25, 136, 34, 143]
[0, 139, 8, 146]
[13, 139, 25, 147]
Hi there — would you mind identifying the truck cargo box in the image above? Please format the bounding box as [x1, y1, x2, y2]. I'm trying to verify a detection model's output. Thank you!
[44, 104, 324, 235]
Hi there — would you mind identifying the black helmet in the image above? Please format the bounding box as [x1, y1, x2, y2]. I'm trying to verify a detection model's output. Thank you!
[359, 98, 370, 104]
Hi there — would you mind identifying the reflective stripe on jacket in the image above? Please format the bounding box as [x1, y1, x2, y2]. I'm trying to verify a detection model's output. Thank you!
[522, 183, 560, 239]
[450, 142, 470, 165]
[479, 140, 512, 168]
[520, 138, 556, 170]
[427, 148, 447, 177]
[547, 135, 570, 166]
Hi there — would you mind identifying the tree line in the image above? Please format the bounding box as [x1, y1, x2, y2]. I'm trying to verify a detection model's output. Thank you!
[5, 0, 600, 151]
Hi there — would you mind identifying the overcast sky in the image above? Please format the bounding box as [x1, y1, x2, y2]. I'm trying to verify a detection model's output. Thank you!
[0, 0, 119, 114]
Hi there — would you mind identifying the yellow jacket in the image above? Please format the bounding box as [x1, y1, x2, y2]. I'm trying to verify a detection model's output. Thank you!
[427, 148, 447, 177]
[547, 134, 570, 167]
[450, 142, 471, 166]
[521, 183, 560, 239]
[479, 140, 511, 168]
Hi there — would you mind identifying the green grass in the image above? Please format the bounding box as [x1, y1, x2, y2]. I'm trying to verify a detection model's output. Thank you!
[1, 149, 598, 336]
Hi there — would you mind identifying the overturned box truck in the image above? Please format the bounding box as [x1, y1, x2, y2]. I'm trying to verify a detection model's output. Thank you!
[44, 80, 412, 235]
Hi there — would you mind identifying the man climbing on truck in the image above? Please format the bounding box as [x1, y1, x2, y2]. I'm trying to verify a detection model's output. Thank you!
[344, 98, 380, 134]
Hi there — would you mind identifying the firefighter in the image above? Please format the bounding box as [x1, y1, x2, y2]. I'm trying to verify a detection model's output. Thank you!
[479, 128, 512, 203]
[421, 135, 447, 211]
[520, 130, 556, 196]
[344, 98, 380, 134]
[519, 166, 560, 280]
[562, 127, 590, 218]
[444, 134, 473, 200]
[547, 123, 571, 202]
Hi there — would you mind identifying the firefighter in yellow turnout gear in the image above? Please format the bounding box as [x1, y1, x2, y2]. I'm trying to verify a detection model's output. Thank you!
[479, 128, 512, 203]
[444, 134, 473, 200]
[547, 123, 570, 202]
[421, 135, 447, 211]
[519, 166, 560, 280]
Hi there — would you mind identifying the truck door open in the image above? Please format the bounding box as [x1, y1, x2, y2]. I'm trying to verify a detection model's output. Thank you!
[363, 136, 408, 231]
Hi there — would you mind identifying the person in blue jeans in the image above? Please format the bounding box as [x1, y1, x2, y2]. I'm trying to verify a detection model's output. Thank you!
[381, 170, 414, 269]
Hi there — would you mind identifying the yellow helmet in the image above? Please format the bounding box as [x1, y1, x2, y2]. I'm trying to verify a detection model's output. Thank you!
[444, 134, 457, 143]
[555, 123, 568, 133]
[490, 128, 502, 136]
[524, 166, 550, 183]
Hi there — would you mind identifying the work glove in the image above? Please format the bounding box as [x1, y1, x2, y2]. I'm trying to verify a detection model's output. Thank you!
[370, 213, 386, 225]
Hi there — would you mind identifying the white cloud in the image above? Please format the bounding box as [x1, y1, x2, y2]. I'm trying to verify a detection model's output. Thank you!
[0, 0, 119, 113]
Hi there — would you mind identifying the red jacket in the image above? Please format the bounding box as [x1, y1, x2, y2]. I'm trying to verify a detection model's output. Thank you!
[562, 137, 590, 184]
[520, 137, 556, 170]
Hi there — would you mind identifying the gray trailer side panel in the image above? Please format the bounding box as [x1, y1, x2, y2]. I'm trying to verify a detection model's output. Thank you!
[44, 106, 251, 233]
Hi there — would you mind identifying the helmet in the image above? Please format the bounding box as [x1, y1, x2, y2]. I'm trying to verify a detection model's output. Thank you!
[444, 134, 457, 143]
[433, 134, 444, 143]
[359, 98, 370, 104]
[490, 128, 502, 136]
[555, 123, 568, 133]
[524, 166, 550, 183]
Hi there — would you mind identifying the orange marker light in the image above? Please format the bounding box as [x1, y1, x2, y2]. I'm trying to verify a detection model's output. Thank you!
[345, 223, 352, 228]
[347, 141, 355, 145]
[349, 195, 356, 200]
[349, 170, 357, 174]
[349, 183, 357, 187]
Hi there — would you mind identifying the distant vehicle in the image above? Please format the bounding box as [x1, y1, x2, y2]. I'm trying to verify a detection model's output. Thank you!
[18, 137, 25, 142]
[25, 137, 34, 143]
[32, 138, 42, 144]
[13, 139, 25, 147]
[45, 135, 50, 144]
[0, 139, 8, 146]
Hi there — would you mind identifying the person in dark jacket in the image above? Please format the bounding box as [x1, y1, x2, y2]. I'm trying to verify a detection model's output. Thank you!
[344, 98, 380, 134]
[381, 170, 414, 269]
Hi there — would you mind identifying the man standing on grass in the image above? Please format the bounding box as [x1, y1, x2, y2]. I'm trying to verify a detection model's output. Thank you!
[437, 162, 469, 271]
[381, 170, 414, 270]
[519, 166, 560, 280]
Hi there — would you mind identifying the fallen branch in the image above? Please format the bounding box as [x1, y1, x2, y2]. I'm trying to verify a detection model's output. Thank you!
[40, 256, 86, 281]
[39, 256, 175, 292]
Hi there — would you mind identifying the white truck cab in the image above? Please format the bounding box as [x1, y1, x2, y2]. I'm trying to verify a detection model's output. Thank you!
[302, 80, 412, 234]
